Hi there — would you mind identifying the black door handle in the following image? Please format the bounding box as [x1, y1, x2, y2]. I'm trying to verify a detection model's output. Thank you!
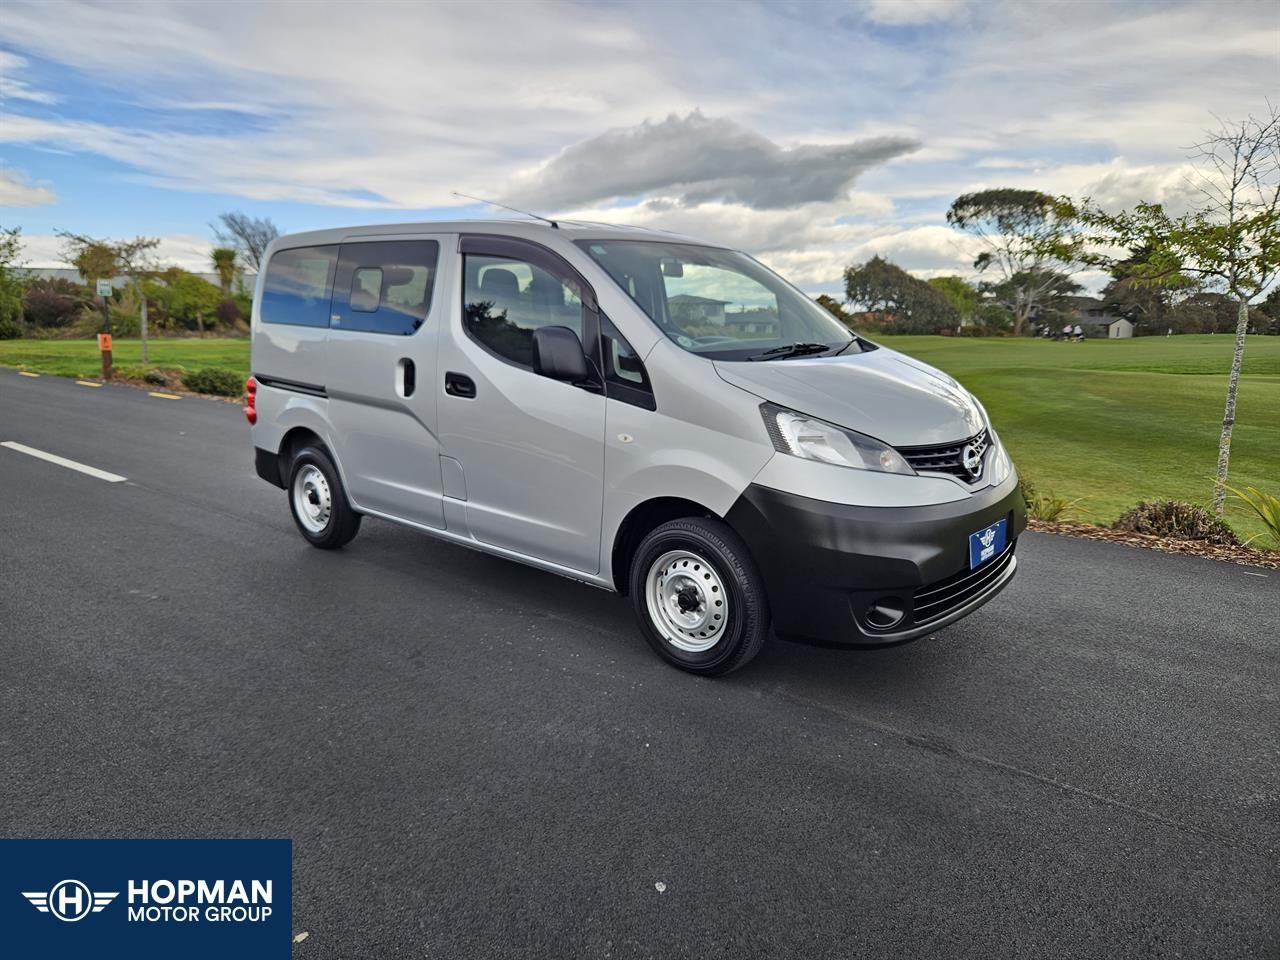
[445, 371, 476, 399]
[399, 358, 416, 397]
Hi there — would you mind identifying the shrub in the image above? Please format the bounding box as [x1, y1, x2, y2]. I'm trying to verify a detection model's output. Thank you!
[182, 367, 243, 397]
[1020, 475, 1088, 521]
[1224, 485, 1280, 549]
[216, 298, 240, 326]
[23, 277, 86, 328]
[0, 315, 22, 339]
[1113, 500, 1239, 545]
[143, 369, 171, 386]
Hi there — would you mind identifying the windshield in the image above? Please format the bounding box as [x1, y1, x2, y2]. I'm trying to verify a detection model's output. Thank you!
[577, 240, 858, 360]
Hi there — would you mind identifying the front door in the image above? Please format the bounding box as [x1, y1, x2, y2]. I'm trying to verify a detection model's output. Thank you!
[324, 236, 449, 529]
[436, 235, 606, 574]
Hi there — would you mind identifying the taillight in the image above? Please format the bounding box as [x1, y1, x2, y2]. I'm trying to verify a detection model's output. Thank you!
[245, 375, 258, 426]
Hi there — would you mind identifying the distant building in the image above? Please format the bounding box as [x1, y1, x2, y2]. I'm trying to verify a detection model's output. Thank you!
[725, 312, 778, 335]
[669, 293, 728, 326]
[1049, 296, 1134, 338]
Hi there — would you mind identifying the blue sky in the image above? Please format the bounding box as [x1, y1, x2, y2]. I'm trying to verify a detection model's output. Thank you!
[1, 0, 1276, 293]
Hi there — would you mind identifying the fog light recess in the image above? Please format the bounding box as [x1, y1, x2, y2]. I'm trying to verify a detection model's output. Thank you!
[866, 597, 906, 630]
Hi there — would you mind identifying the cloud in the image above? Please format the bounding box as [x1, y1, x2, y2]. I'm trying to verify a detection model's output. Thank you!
[0, 166, 55, 207]
[866, 0, 966, 26]
[503, 112, 920, 210]
[0, 0, 1275, 294]
[0, 50, 59, 105]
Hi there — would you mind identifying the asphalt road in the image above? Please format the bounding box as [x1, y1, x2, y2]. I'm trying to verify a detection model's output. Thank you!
[1, 367, 1276, 959]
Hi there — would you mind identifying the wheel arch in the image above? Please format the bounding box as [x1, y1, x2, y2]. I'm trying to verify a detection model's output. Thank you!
[611, 496, 723, 595]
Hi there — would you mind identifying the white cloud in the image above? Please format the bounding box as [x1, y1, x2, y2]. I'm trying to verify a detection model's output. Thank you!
[0, 0, 1275, 291]
[0, 166, 55, 207]
[0, 50, 59, 105]
[505, 112, 918, 210]
[866, 0, 966, 26]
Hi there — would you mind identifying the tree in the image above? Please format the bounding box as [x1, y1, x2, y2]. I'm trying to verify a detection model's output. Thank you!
[144, 268, 222, 335]
[989, 269, 1081, 330]
[23, 277, 87, 329]
[927, 276, 979, 328]
[843, 255, 959, 333]
[0, 226, 28, 339]
[211, 247, 238, 296]
[815, 294, 853, 326]
[58, 231, 159, 354]
[1082, 106, 1280, 514]
[946, 188, 1083, 335]
[214, 212, 279, 271]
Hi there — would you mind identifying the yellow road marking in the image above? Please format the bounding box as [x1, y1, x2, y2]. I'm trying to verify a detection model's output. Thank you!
[76, 380, 103, 388]
[149, 391, 181, 400]
[19, 371, 40, 378]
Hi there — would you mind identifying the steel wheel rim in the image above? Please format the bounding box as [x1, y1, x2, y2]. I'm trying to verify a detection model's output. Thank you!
[645, 549, 728, 653]
[293, 464, 332, 534]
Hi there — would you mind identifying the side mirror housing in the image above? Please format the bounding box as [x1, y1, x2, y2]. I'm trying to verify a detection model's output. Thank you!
[532, 326, 591, 383]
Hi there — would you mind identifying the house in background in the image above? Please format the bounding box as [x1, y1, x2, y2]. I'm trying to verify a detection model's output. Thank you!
[1049, 296, 1135, 338]
[669, 293, 728, 327]
[724, 310, 778, 336]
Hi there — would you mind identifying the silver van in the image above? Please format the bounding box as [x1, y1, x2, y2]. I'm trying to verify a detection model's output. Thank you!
[248, 220, 1024, 674]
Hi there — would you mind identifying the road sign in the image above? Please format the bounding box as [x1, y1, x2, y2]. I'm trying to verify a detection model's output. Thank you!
[97, 333, 113, 353]
[96, 279, 113, 297]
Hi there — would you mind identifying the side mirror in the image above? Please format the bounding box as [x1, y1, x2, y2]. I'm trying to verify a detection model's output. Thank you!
[532, 326, 591, 383]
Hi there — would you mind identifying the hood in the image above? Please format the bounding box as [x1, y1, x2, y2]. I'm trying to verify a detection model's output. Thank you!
[714, 346, 984, 447]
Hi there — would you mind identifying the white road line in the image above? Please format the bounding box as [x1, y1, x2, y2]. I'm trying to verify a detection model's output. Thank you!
[0, 441, 127, 483]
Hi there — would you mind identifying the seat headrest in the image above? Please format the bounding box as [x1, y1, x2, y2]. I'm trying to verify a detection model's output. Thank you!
[479, 267, 520, 300]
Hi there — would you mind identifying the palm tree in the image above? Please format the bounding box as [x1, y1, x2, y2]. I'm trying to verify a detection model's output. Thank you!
[211, 247, 237, 296]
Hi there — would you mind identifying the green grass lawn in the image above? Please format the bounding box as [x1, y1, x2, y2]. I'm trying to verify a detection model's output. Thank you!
[3, 333, 1277, 543]
[0, 337, 251, 380]
[875, 334, 1280, 544]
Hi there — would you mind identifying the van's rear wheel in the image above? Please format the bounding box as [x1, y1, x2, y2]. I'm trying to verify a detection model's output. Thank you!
[288, 445, 361, 549]
[630, 517, 769, 675]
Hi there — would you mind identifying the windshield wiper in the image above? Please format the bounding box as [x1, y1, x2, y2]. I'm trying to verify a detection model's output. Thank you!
[748, 342, 835, 361]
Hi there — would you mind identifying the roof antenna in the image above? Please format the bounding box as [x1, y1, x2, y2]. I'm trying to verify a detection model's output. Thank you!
[452, 191, 558, 229]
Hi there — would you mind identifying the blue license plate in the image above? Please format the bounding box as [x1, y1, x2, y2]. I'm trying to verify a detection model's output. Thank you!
[968, 518, 1007, 569]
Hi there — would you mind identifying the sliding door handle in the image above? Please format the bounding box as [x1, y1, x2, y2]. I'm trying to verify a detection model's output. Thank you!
[444, 371, 476, 399]
[397, 358, 416, 398]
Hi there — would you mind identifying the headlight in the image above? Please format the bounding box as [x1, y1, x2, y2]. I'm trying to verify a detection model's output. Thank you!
[986, 427, 1013, 486]
[760, 403, 915, 476]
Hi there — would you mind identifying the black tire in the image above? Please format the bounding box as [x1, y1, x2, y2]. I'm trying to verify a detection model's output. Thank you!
[287, 445, 361, 549]
[629, 517, 769, 676]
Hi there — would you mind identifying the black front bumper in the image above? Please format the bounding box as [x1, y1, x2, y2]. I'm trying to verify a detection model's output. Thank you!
[725, 475, 1026, 646]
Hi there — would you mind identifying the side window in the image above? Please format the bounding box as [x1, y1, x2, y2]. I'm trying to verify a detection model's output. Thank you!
[463, 253, 586, 368]
[260, 245, 338, 328]
[332, 240, 439, 335]
[600, 315, 654, 410]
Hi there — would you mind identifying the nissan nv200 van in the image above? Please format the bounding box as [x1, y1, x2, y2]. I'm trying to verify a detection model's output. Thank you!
[248, 221, 1024, 674]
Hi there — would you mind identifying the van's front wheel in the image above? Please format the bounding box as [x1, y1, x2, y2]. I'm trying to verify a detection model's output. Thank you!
[288, 446, 361, 549]
[630, 517, 769, 675]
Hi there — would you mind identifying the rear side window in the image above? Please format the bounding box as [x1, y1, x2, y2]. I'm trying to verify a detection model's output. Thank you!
[260, 245, 338, 328]
[332, 240, 440, 336]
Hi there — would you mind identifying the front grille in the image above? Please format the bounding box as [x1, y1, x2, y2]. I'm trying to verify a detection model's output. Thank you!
[912, 543, 1015, 628]
[897, 430, 988, 482]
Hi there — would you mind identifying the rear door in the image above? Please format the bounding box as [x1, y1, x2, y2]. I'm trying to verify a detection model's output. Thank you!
[436, 235, 606, 573]
[324, 236, 450, 528]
